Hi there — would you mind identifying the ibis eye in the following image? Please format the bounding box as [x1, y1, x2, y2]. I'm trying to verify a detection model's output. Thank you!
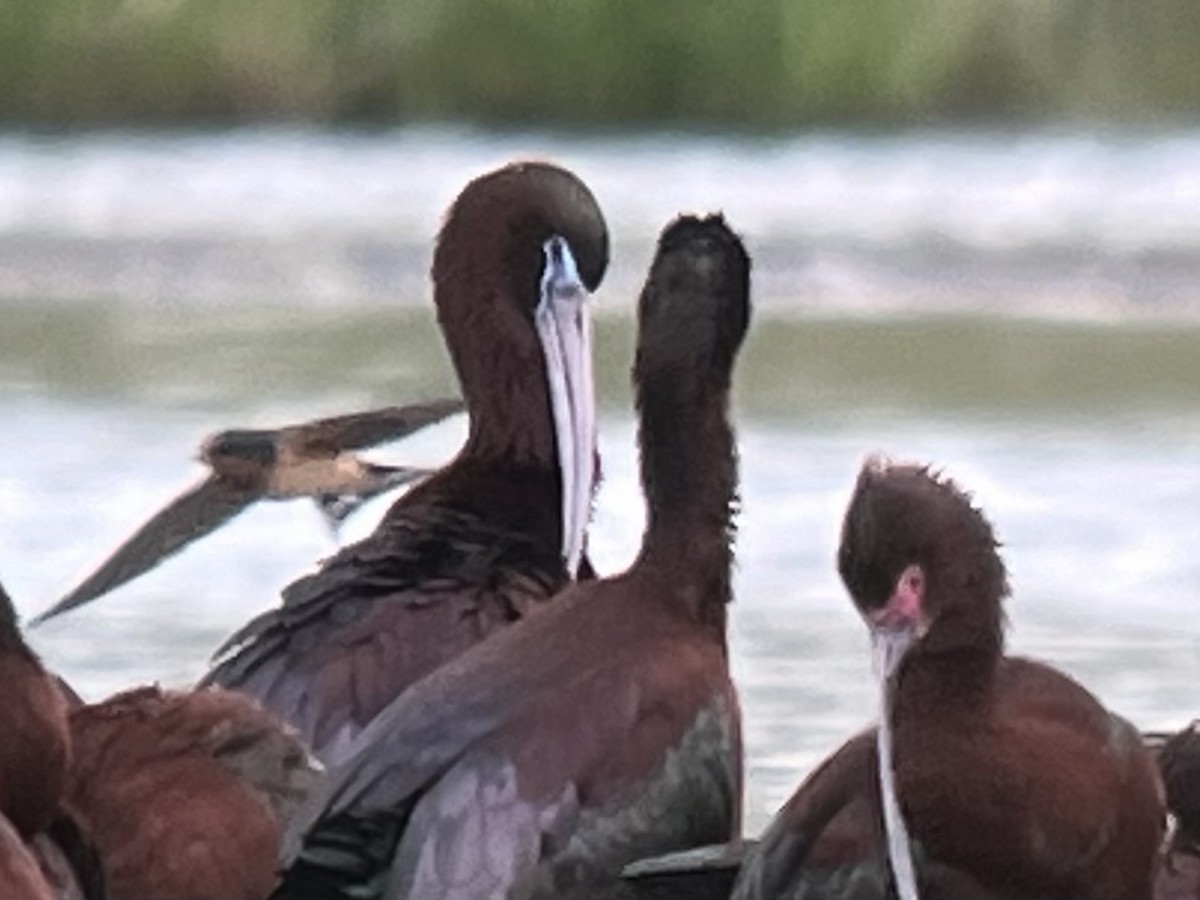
[903, 568, 924, 594]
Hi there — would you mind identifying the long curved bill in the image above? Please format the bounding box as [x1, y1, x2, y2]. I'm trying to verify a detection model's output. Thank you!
[870, 621, 915, 683]
[536, 236, 596, 578]
[871, 624, 921, 900]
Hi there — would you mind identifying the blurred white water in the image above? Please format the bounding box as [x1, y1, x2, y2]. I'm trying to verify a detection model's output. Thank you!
[2, 126, 1200, 316]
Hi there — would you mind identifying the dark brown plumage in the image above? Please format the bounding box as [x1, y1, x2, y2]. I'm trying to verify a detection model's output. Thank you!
[271, 214, 750, 900]
[1155, 722, 1200, 900]
[0, 583, 103, 900]
[0, 815, 52, 900]
[4, 576, 315, 900]
[1160, 723, 1200, 851]
[734, 459, 1164, 900]
[33, 399, 462, 625]
[202, 161, 609, 763]
[0, 584, 71, 841]
[66, 685, 318, 900]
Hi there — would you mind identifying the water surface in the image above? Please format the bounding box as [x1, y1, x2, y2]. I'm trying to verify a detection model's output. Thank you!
[5, 126, 1200, 317]
[2, 127, 1199, 833]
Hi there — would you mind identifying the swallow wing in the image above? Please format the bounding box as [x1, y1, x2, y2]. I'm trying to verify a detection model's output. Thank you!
[292, 398, 464, 454]
[32, 478, 255, 624]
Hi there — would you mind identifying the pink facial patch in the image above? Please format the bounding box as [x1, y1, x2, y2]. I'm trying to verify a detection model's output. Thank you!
[868, 564, 926, 635]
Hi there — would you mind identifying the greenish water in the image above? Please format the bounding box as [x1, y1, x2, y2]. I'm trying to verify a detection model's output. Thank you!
[6, 301, 1199, 419]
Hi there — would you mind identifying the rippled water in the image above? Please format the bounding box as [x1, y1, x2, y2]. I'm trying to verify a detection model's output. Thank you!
[5, 125, 1200, 317]
[2, 127, 1199, 833]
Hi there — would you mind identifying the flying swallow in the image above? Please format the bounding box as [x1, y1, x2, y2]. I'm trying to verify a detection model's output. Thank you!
[31, 398, 463, 625]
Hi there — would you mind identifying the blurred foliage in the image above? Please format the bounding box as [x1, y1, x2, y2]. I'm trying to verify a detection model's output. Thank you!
[4, 0, 1200, 127]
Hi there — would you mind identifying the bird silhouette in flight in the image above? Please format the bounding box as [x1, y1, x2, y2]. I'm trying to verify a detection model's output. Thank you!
[32, 398, 464, 625]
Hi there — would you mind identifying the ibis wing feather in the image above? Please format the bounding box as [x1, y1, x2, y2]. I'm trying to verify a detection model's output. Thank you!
[201, 507, 565, 761]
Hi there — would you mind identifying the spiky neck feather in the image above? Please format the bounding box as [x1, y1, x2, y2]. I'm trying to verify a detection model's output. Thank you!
[635, 338, 739, 623]
[842, 461, 1010, 687]
[631, 215, 748, 626]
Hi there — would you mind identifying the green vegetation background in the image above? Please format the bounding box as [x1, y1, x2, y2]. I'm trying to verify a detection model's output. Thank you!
[5, 0, 1200, 127]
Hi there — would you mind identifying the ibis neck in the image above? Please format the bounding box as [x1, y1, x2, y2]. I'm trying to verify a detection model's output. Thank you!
[636, 372, 737, 620]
